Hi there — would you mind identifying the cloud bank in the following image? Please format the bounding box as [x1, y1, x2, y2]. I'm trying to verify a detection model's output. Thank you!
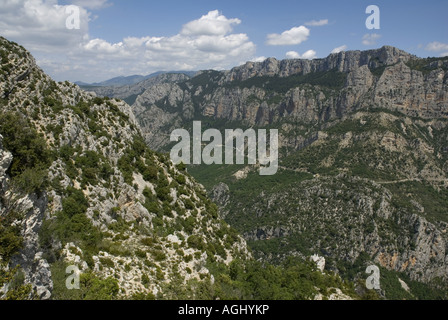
[0, 2, 256, 82]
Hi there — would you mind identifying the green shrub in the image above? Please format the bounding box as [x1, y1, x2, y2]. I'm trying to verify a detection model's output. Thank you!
[175, 174, 186, 185]
[155, 185, 172, 202]
[0, 111, 51, 178]
[61, 187, 88, 217]
[152, 250, 166, 261]
[99, 257, 115, 268]
[39, 187, 102, 258]
[0, 211, 23, 262]
[141, 274, 150, 287]
[182, 216, 196, 234]
[140, 237, 154, 246]
[142, 165, 158, 182]
[187, 235, 205, 250]
[184, 198, 195, 210]
[79, 272, 119, 300]
[135, 249, 147, 259]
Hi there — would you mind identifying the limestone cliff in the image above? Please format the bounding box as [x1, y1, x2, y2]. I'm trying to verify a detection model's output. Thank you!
[129, 46, 447, 151]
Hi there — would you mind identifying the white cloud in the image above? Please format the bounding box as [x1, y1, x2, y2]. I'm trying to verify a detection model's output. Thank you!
[71, 0, 112, 10]
[266, 26, 310, 46]
[286, 50, 316, 60]
[181, 10, 241, 36]
[426, 42, 448, 52]
[0, 0, 90, 53]
[74, 27, 256, 81]
[286, 51, 300, 59]
[301, 50, 317, 59]
[0, 3, 256, 82]
[304, 19, 328, 27]
[331, 45, 347, 54]
[250, 56, 267, 63]
[425, 41, 448, 57]
[83, 38, 124, 54]
[362, 33, 381, 46]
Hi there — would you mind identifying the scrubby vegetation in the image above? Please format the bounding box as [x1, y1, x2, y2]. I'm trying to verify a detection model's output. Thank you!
[226, 69, 347, 93]
[0, 112, 51, 194]
[158, 257, 365, 300]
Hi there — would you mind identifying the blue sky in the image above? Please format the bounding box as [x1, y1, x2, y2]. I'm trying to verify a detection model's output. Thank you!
[1, 0, 447, 82]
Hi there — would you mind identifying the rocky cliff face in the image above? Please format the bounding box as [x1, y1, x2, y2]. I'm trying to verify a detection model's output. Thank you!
[223, 46, 415, 81]
[128, 46, 448, 298]
[129, 46, 447, 152]
[0, 36, 251, 300]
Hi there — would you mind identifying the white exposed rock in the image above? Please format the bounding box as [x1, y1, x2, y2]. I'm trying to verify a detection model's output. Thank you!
[398, 278, 410, 292]
[314, 288, 353, 300]
[167, 234, 181, 244]
[310, 254, 325, 272]
[233, 167, 251, 180]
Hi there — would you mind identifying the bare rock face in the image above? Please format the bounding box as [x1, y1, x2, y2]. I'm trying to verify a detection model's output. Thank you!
[10, 193, 51, 300]
[224, 46, 414, 82]
[372, 61, 448, 118]
[310, 254, 326, 273]
[210, 182, 230, 213]
[0, 135, 12, 197]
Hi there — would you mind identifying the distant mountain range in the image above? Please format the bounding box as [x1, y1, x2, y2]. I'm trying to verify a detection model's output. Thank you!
[75, 71, 198, 88]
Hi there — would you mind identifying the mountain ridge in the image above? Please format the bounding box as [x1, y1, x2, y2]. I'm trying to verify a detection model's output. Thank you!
[125, 45, 447, 150]
[76, 71, 198, 88]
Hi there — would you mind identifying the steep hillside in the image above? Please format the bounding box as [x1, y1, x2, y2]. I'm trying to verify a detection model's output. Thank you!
[0, 36, 251, 300]
[131, 46, 448, 299]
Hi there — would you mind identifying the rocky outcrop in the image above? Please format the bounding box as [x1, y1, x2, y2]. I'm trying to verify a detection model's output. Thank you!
[0, 135, 12, 201]
[371, 61, 448, 118]
[215, 172, 448, 284]
[9, 193, 51, 299]
[223, 46, 414, 82]
[210, 182, 230, 218]
[310, 254, 326, 273]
